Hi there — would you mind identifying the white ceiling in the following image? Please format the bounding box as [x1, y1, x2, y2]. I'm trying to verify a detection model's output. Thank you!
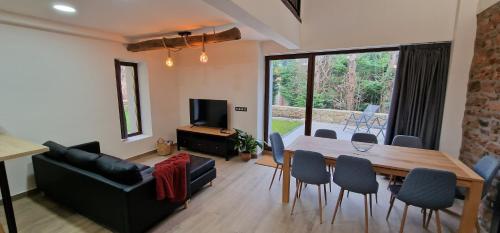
[0, 0, 266, 40]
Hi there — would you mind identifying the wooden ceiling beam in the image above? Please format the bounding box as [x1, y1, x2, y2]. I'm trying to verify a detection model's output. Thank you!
[126, 27, 241, 52]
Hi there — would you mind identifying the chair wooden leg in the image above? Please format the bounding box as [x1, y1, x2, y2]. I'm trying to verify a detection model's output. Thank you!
[328, 165, 332, 192]
[425, 210, 433, 228]
[269, 164, 279, 190]
[339, 193, 343, 207]
[291, 181, 300, 215]
[422, 208, 427, 227]
[323, 184, 327, 205]
[298, 182, 303, 199]
[435, 210, 442, 233]
[386, 194, 395, 220]
[317, 185, 323, 224]
[399, 204, 409, 233]
[347, 190, 350, 198]
[364, 194, 369, 233]
[331, 188, 344, 224]
[375, 193, 378, 204]
[278, 166, 283, 181]
[369, 194, 373, 217]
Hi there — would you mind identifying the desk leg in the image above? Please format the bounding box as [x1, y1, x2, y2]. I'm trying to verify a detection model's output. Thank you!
[0, 162, 16, 233]
[282, 151, 291, 203]
[459, 181, 483, 233]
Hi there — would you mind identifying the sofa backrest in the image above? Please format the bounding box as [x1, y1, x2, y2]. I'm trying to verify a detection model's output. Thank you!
[42, 141, 145, 185]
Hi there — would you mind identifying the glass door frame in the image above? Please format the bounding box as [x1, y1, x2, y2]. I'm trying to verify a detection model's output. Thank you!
[263, 46, 399, 146]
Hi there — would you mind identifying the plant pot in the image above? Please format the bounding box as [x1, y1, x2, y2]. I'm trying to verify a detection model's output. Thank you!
[240, 152, 252, 161]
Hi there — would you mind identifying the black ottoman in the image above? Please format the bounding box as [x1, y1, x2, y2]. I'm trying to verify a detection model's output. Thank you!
[189, 155, 216, 194]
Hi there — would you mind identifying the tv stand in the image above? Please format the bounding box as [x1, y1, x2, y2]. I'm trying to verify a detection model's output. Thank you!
[176, 125, 238, 161]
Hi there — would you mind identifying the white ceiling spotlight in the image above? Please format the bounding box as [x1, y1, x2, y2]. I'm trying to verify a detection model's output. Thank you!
[52, 4, 76, 13]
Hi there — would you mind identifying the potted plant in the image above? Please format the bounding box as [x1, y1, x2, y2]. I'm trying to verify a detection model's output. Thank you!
[234, 129, 263, 161]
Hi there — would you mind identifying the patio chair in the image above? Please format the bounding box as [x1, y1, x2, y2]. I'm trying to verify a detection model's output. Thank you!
[369, 116, 387, 138]
[343, 104, 380, 133]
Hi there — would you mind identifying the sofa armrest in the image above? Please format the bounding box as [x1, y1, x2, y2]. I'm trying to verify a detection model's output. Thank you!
[69, 141, 100, 154]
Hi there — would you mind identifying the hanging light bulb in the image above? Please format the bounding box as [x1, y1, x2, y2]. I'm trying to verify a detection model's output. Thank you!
[161, 38, 174, 67]
[200, 34, 208, 63]
[165, 49, 173, 67]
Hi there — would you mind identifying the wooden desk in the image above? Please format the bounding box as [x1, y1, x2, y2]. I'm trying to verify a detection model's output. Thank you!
[0, 134, 48, 233]
[282, 136, 483, 233]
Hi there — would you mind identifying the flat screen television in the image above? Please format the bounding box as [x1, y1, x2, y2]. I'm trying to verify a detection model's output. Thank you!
[189, 98, 228, 129]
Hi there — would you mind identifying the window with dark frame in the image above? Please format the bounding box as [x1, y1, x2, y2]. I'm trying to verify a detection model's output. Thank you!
[114, 59, 142, 139]
[263, 47, 400, 148]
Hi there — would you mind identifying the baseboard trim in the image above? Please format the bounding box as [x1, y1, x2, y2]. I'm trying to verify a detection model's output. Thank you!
[126, 150, 157, 161]
[3, 188, 40, 202]
[126, 143, 178, 161]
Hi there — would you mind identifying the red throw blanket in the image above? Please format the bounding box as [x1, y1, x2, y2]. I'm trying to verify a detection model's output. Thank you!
[153, 153, 190, 202]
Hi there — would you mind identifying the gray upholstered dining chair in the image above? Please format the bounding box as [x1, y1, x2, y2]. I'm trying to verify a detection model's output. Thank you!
[395, 168, 457, 233]
[269, 132, 285, 190]
[455, 155, 499, 200]
[392, 135, 423, 149]
[291, 150, 330, 224]
[331, 155, 378, 233]
[314, 129, 337, 139]
[452, 155, 499, 232]
[314, 129, 336, 192]
[352, 132, 378, 144]
[387, 135, 424, 187]
[347, 133, 378, 200]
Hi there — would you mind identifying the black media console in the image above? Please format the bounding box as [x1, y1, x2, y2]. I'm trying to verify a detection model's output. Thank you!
[176, 125, 238, 161]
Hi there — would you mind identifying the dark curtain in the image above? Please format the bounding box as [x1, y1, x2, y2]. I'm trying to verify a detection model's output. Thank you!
[384, 43, 451, 149]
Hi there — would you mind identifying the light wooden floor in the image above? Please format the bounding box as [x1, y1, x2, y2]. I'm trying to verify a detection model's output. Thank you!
[0, 151, 467, 233]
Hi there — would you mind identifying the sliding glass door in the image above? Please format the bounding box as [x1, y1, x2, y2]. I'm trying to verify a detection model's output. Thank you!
[265, 48, 399, 146]
[266, 57, 309, 146]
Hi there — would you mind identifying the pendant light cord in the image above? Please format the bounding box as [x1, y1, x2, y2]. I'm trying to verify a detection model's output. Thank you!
[202, 34, 205, 52]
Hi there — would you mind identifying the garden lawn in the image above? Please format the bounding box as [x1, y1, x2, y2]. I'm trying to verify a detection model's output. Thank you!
[271, 118, 303, 136]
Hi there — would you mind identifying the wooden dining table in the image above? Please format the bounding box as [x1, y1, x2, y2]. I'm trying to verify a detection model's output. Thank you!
[282, 136, 484, 233]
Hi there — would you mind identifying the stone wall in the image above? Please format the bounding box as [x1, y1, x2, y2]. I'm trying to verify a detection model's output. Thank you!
[272, 105, 388, 125]
[459, 2, 500, 232]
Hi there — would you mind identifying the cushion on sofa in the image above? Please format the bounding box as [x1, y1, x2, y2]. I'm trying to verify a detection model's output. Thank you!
[43, 141, 68, 160]
[64, 148, 100, 170]
[95, 155, 143, 185]
[190, 155, 215, 180]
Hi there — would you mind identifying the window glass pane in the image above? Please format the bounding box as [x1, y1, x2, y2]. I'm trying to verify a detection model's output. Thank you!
[268, 58, 308, 146]
[120, 65, 139, 135]
[311, 51, 399, 143]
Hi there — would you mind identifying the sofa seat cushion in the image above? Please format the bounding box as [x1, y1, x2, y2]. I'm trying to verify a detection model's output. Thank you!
[95, 154, 143, 185]
[190, 155, 215, 181]
[64, 148, 100, 170]
[43, 141, 68, 161]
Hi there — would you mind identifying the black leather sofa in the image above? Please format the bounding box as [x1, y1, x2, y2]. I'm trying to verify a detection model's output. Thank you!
[32, 141, 216, 233]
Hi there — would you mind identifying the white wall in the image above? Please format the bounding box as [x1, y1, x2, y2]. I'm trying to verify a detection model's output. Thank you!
[0, 23, 179, 195]
[174, 40, 263, 138]
[300, 0, 457, 50]
[440, 0, 479, 157]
